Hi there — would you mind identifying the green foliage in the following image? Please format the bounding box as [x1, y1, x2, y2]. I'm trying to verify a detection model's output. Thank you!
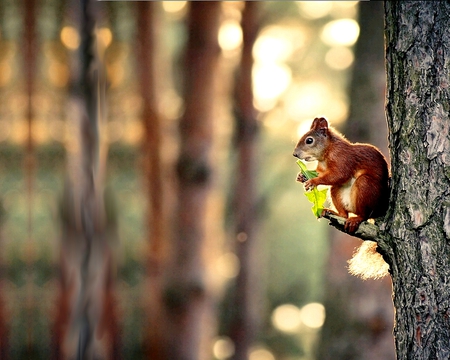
[296, 160, 328, 218]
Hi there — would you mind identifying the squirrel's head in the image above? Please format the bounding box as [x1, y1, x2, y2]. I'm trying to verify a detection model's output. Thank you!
[293, 117, 329, 161]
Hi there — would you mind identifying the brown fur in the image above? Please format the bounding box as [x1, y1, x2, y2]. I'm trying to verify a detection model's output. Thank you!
[293, 117, 390, 232]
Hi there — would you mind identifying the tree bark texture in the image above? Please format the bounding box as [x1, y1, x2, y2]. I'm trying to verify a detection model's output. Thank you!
[228, 2, 260, 360]
[161, 3, 221, 360]
[384, 2, 450, 359]
[318, 3, 395, 360]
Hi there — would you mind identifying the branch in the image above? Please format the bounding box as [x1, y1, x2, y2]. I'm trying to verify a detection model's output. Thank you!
[322, 213, 380, 241]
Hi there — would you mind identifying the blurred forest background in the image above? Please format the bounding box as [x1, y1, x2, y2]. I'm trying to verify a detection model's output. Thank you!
[0, 1, 394, 359]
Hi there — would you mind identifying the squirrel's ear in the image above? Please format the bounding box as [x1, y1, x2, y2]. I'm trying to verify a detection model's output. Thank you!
[311, 117, 329, 134]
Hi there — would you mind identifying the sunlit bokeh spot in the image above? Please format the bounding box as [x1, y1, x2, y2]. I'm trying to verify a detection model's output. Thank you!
[122, 121, 143, 144]
[327, 98, 348, 123]
[10, 118, 28, 144]
[253, 63, 291, 111]
[297, 1, 333, 19]
[107, 63, 125, 88]
[212, 336, 235, 359]
[60, 26, 80, 50]
[249, 347, 275, 360]
[97, 27, 113, 49]
[325, 46, 354, 70]
[296, 119, 314, 139]
[218, 20, 243, 52]
[271, 303, 302, 333]
[321, 19, 360, 47]
[300, 302, 326, 329]
[159, 90, 183, 120]
[48, 61, 69, 87]
[216, 252, 240, 279]
[284, 82, 329, 120]
[261, 107, 288, 130]
[335, 1, 359, 9]
[162, 1, 187, 13]
[253, 31, 294, 64]
[0, 62, 11, 86]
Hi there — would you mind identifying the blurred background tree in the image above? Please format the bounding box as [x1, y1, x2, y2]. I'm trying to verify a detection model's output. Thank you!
[317, 2, 395, 360]
[0, 1, 395, 359]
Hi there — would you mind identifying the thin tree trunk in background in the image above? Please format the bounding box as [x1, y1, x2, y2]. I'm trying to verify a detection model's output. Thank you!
[24, 0, 36, 356]
[161, 2, 221, 360]
[318, 2, 395, 360]
[137, 2, 164, 265]
[228, 3, 260, 360]
[345, 3, 388, 151]
[53, 1, 119, 358]
[384, 2, 450, 358]
[135, 3, 167, 360]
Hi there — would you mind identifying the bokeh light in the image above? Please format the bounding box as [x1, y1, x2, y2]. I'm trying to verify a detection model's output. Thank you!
[321, 19, 360, 47]
[162, 1, 187, 13]
[253, 63, 291, 111]
[300, 302, 326, 329]
[97, 27, 113, 49]
[325, 46, 355, 70]
[297, 1, 333, 19]
[216, 252, 240, 279]
[212, 336, 235, 359]
[271, 303, 302, 333]
[249, 347, 276, 360]
[253, 31, 294, 64]
[60, 26, 80, 50]
[284, 82, 329, 120]
[218, 20, 243, 52]
[0, 62, 12, 86]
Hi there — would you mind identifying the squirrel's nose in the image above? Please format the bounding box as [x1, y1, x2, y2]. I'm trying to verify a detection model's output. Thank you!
[293, 152, 299, 158]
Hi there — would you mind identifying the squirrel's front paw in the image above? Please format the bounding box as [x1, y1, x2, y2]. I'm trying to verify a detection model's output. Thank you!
[296, 172, 308, 183]
[304, 179, 316, 191]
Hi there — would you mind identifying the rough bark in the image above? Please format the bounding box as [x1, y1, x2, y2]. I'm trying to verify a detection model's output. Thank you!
[161, 3, 221, 360]
[318, 3, 395, 360]
[228, 3, 260, 360]
[384, 2, 450, 359]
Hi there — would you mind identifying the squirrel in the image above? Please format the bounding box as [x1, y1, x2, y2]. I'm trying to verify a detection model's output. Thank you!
[293, 117, 390, 279]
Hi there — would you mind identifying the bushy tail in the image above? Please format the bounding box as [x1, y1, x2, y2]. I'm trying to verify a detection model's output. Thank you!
[348, 241, 389, 280]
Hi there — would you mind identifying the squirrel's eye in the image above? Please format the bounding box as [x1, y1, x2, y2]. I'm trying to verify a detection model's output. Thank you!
[305, 137, 314, 145]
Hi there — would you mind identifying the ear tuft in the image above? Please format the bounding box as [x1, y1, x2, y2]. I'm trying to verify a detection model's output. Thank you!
[311, 117, 329, 132]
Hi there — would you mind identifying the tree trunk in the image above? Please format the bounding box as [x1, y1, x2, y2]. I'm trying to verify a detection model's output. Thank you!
[137, 2, 164, 265]
[23, 0, 37, 357]
[161, 2, 221, 360]
[135, 3, 167, 360]
[318, 2, 395, 360]
[228, 3, 260, 360]
[384, 2, 450, 359]
[53, 1, 119, 358]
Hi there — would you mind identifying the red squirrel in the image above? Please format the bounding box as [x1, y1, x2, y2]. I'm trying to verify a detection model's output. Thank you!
[293, 117, 390, 233]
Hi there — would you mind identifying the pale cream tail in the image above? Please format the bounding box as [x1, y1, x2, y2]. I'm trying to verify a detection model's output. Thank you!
[348, 241, 389, 280]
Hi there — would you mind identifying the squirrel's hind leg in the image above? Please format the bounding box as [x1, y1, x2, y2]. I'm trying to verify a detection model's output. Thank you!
[329, 187, 350, 218]
[344, 216, 364, 233]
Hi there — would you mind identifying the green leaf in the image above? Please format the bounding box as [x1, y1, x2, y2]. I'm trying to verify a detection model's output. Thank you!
[296, 159, 318, 180]
[304, 187, 328, 218]
[296, 159, 328, 218]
